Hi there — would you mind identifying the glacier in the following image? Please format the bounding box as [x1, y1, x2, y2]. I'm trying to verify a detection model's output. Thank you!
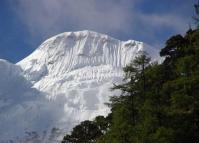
[0, 30, 159, 142]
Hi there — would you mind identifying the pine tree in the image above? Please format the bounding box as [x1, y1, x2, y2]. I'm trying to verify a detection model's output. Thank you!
[62, 120, 102, 143]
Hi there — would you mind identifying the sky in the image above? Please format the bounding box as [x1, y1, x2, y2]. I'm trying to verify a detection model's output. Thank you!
[0, 0, 197, 63]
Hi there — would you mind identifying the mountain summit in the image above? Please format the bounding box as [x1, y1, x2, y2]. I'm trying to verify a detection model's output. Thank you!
[0, 30, 159, 142]
[18, 30, 158, 97]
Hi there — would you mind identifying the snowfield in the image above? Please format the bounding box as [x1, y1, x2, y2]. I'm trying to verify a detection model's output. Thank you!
[0, 30, 159, 142]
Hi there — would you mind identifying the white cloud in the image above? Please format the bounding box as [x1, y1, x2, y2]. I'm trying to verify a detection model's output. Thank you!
[9, 0, 190, 46]
[140, 13, 187, 32]
[10, 0, 135, 38]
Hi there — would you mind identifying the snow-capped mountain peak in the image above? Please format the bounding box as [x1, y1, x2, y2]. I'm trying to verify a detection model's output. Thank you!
[0, 30, 159, 142]
[18, 30, 157, 85]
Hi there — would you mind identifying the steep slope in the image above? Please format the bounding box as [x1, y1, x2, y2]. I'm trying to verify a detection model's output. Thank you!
[0, 30, 159, 142]
[18, 30, 159, 128]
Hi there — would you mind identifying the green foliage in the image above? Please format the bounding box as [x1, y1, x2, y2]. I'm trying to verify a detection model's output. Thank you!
[151, 127, 175, 143]
[94, 115, 112, 134]
[97, 29, 199, 143]
[62, 120, 102, 143]
[61, 114, 112, 143]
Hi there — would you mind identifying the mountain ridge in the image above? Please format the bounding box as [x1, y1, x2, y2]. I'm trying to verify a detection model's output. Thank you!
[0, 30, 160, 142]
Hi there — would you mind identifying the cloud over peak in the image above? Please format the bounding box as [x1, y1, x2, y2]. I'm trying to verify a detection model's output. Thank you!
[9, 0, 194, 47]
[11, 0, 134, 37]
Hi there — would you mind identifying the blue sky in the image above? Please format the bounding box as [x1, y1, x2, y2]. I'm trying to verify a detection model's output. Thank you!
[0, 0, 197, 63]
